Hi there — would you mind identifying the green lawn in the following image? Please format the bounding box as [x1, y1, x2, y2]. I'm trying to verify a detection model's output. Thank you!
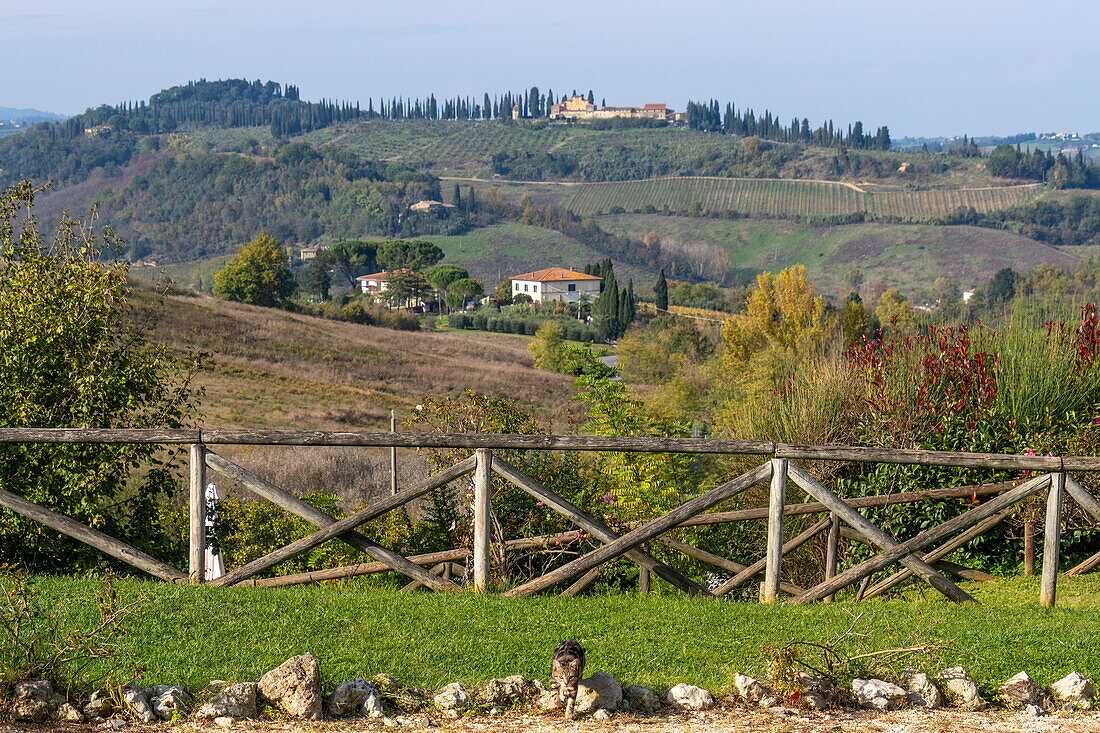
[28, 574, 1100, 698]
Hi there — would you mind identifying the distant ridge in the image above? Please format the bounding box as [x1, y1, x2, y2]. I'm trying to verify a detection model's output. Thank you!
[0, 107, 68, 122]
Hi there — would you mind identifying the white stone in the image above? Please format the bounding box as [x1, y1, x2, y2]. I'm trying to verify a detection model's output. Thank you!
[481, 675, 530, 705]
[121, 684, 156, 723]
[735, 673, 777, 707]
[196, 682, 258, 719]
[592, 708, 613, 720]
[902, 667, 943, 709]
[534, 689, 562, 711]
[214, 716, 234, 728]
[1023, 703, 1045, 717]
[13, 680, 51, 701]
[146, 685, 192, 721]
[936, 667, 982, 710]
[664, 683, 714, 710]
[1050, 672, 1095, 709]
[999, 671, 1045, 708]
[433, 683, 470, 711]
[58, 702, 85, 723]
[105, 719, 128, 730]
[575, 672, 623, 714]
[624, 685, 660, 713]
[10, 699, 48, 723]
[852, 678, 906, 711]
[258, 652, 323, 720]
[328, 679, 380, 717]
[84, 690, 115, 720]
[489, 707, 504, 716]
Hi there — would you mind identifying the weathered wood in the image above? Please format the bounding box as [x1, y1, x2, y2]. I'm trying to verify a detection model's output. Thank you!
[242, 549, 472, 587]
[862, 507, 1012, 600]
[1067, 548, 1100, 576]
[473, 449, 492, 592]
[491, 457, 710, 596]
[1040, 473, 1065, 608]
[208, 455, 474, 587]
[786, 462, 977, 604]
[791, 472, 1052, 604]
[1064, 475, 1100, 524]
[638, 567, 650, 594]
[824, 513, 840, 603]
[201, 429, 775, 455]
[400, 562, 446, 592]
[711, 516, 830, 597]
[761, 459, 787, 603]
[189, 443, 206, 584]
[776, 443, 1062, 471]
[675, 480, 1018, 528]
[390, 410, 398, 497]
[0, 428, 200, 444]
[0, 487, 187, 582]
[503, 462, 772, 598]
[657, 535, 806, 596]
[854, 576, 871, 602]
[563, 567, 601, 597]
[1023, 520, 1036, 576]
[932, 559, 996, 582]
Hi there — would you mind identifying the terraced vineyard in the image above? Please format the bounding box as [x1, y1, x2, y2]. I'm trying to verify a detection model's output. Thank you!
[562, 177, 1044, 221]
[866, 184, 1043, 219]
[565, 177, 863, 217]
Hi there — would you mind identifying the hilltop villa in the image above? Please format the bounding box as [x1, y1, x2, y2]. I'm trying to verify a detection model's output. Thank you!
[357, 271, 392, 296]
[549, 94, 678, 122]
[510, 267, 602, 304]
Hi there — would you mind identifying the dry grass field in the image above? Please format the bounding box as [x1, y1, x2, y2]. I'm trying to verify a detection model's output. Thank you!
[130, 286, 583, 433]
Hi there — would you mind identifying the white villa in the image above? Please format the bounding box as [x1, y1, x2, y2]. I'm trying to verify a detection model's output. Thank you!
[510, 267, 602, 304]
[356, 271, 391, 296]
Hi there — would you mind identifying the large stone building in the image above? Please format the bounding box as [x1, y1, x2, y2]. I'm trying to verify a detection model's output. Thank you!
[549, 94, 674, 122]
[510, 267, 602, 304]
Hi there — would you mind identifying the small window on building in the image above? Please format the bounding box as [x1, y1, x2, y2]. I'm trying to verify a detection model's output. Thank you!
[514, 282, 520, 290]
[533, 285, 538, 293]
[568, 284, 576, 292]
[524, 284, 529, 292]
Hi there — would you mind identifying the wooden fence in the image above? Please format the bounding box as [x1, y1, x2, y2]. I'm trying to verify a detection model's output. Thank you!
[1, 428, 1099, 607]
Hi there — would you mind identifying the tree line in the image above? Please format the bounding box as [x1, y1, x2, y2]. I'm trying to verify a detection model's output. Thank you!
[685, 99, 891, 151]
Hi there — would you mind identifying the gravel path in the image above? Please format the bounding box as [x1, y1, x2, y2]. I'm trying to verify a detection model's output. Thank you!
[152, 707, 1100, 733]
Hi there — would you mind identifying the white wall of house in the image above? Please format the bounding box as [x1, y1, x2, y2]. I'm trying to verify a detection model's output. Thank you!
[512, 278, 601, 304]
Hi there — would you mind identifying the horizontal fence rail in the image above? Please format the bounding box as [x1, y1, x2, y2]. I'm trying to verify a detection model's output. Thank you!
[2, 428, 1098, 607]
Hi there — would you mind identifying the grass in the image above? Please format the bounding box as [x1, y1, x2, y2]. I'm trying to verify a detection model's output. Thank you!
[128, 285, 583, 431]
[599, 215, 1080, 296]
[421, 223, 651, 288]
[29, 574, 1100, 697]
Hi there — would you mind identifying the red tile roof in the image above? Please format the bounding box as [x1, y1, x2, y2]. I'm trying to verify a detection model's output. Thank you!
[510, 267, 602, 282]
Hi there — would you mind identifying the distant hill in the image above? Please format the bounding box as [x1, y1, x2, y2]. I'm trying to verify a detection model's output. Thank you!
[0, 107, 68, 137]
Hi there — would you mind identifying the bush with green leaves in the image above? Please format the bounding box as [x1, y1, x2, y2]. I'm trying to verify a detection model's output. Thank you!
[0, 181, 201, 572]
[213, 231, 297, 307]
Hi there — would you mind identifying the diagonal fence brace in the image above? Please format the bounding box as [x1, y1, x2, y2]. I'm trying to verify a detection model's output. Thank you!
[210, 454, 474, 588]
[502, 462, 773, 598]
[789, 470, 1052, 604]
[490, 456, 711, 596]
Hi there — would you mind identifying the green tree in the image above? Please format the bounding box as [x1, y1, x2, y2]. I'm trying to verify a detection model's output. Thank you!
[426, 264, 469, 312]
[380, 269, 431, 309]
[376, 239, 445, 271]
[214, 232, 296, 307]
[300, 260, 331, 301]
[494, 280, 513, 304]
[655, 268, 668, 311]
[0, 181, 201, 571]
[529, 322, 568, 372]
[325, 240, 379, 289]
[445, 277, 484, 311]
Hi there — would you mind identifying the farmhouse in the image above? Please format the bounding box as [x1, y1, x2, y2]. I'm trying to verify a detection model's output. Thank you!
[510, 267, 602, 304]
[299, 243, 330, 261]
[409, 200, 457, 213]
[356, 271, 391, 296]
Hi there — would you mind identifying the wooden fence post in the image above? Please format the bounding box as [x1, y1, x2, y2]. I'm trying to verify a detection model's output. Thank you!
[823, 513, 840, 603]
[638, 567, 650, 594]
[390, 410, 398, 497]
[189, 443, 206, 584]
[1023, 520, 1036, 576]
[1040, 472, 1065, 608]
[761, 458, 787, 604]
[473, 448, 492, 592]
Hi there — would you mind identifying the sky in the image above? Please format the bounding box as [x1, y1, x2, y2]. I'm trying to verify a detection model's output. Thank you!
[3, 0, 1099, 138]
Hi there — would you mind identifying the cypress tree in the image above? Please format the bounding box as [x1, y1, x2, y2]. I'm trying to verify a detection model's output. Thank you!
[655, 269, 668, 311]
[453, 183, 462, 208]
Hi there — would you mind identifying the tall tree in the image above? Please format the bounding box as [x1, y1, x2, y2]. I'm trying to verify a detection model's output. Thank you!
[214, 232, 296, 307]
[655, 269, 668, 311]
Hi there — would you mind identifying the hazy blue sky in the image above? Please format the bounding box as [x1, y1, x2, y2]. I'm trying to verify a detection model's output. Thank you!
[3, 1, 1098, 137]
